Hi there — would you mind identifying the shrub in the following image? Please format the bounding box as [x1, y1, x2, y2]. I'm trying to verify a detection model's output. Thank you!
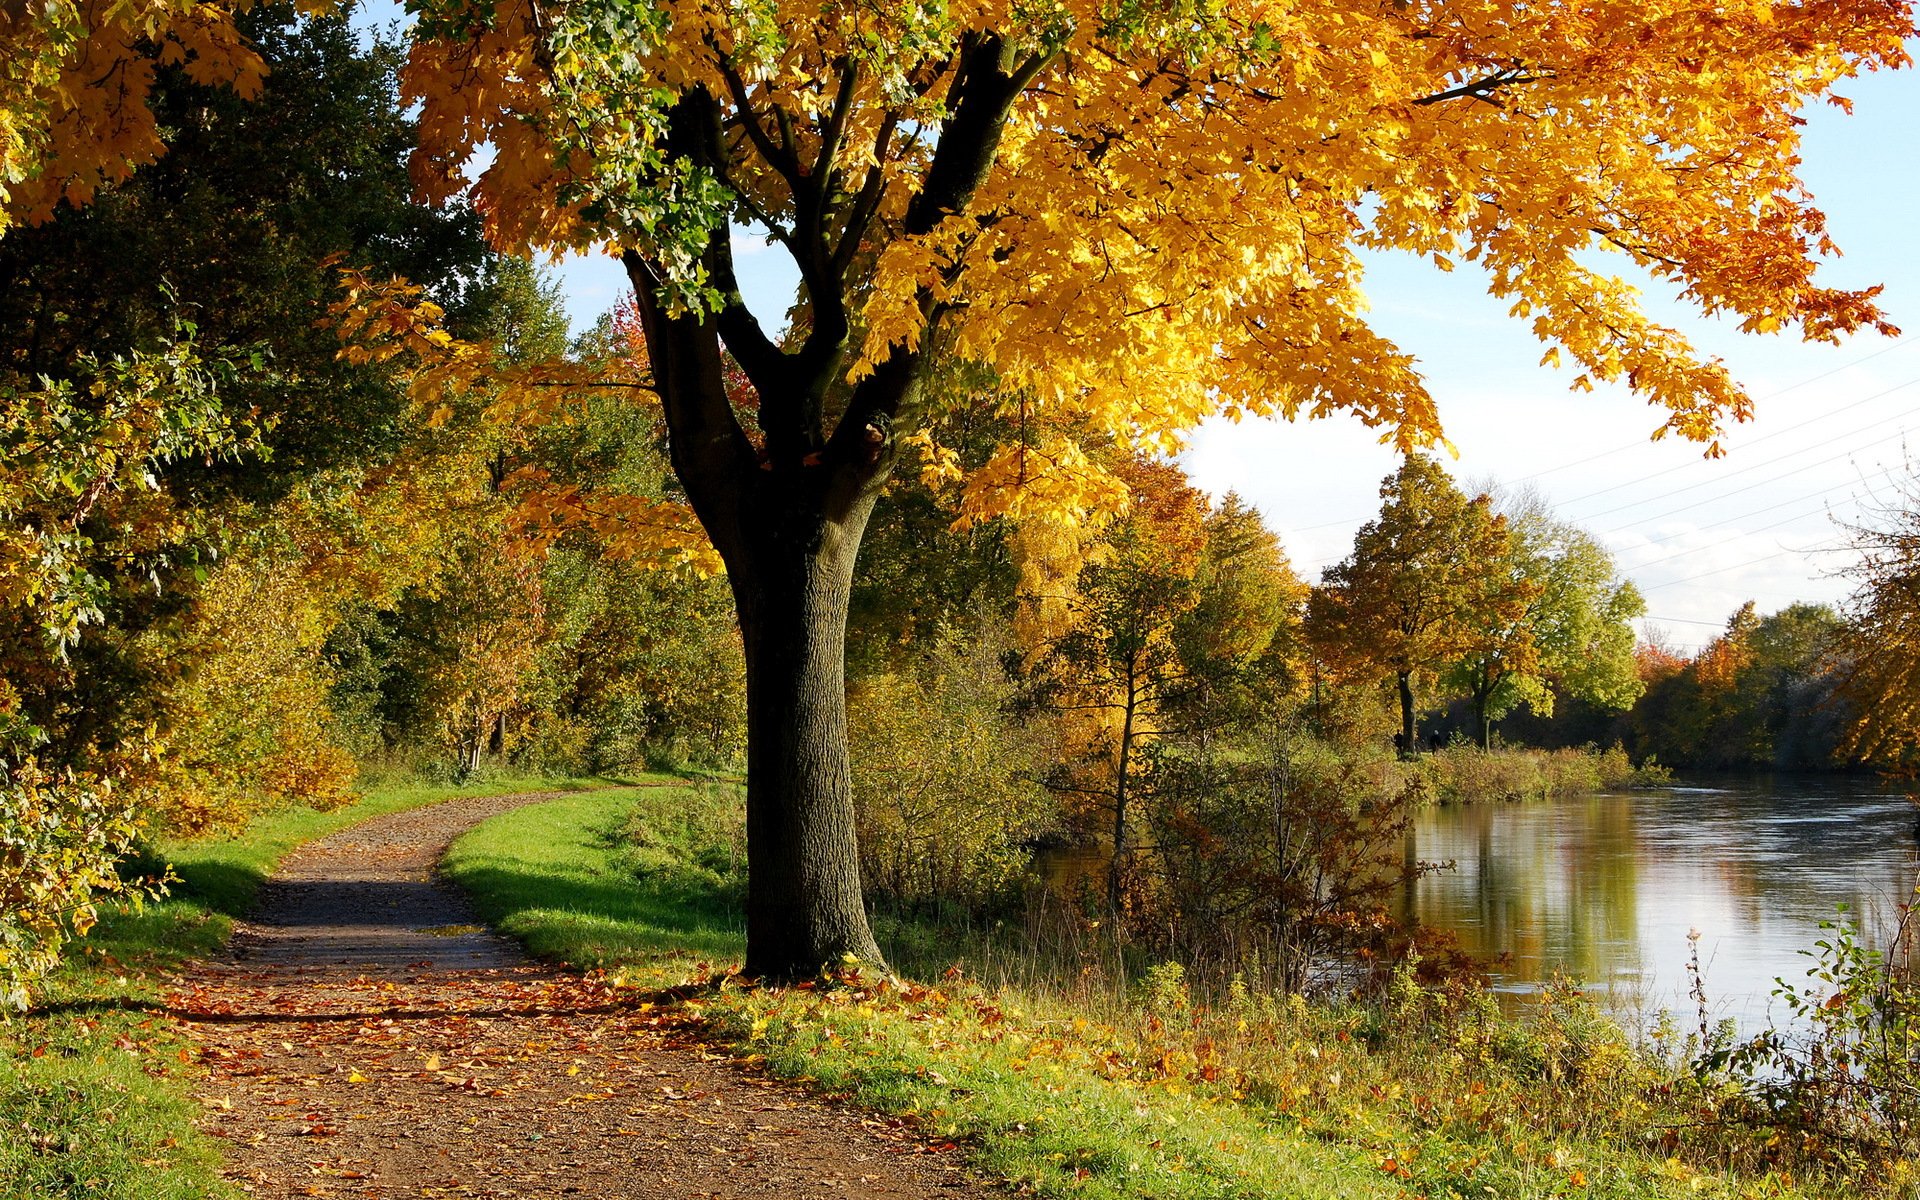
[1709, 903, 1920, 1175]
[849, 634, 1055, 910]
[0, 761, 168, 1010]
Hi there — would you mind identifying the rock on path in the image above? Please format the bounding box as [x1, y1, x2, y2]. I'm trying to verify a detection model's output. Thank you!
[175, 790, 973, 1199]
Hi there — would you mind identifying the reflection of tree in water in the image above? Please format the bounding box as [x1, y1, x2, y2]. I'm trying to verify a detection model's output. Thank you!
[1405, 794, 1642, 992]
[1405, 780, 1920, 1026]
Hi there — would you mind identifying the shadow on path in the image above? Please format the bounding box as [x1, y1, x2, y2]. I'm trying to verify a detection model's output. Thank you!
[170, 789, 973, 1199]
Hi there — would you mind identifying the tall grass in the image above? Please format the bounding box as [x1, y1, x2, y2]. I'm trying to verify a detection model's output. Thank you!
[1399, 743, 1670, 805]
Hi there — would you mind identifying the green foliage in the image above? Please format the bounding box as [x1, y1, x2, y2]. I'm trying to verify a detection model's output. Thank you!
[1712, 904, 1920, 1177]
[1450, 487, 1646, 738]
[0, 7, 487, 490]
[1401, 743, 1669, 806]
[850, 633, 1054, 909]
[0, 761, 166, 1010]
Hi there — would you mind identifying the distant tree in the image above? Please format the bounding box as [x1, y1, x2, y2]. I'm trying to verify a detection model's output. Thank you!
[1836, 473, 1920, 775]
[1020, 460, 1211, 916]
[1173, 494, 1309, 736]
[1632, 601, 1845, 769]
[1307, 456, 1516, 753]
[1449, 488, 1645, 746]
[1018, 462, 1300, 918]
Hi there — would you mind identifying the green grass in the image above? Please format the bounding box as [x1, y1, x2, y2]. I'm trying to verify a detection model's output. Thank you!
[154, 771, 660, 915]
[447, 784, 1844, 1200]
[442, 780, 747, 968]
[1, 770, 644, 1200]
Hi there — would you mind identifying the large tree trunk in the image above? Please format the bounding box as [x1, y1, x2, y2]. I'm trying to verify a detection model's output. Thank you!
[617, 42, 1046, 980]
[730, 508, 886, 979]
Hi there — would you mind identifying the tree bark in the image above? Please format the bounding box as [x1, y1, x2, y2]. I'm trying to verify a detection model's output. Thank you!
[623, 251, 896, 981]
[729, 504, 887, 979]
[1109, 669, 1139, 919]
[1397, 670, 1417, 755]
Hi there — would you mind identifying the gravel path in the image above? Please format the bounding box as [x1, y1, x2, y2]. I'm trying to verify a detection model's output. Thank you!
[174, 790, 974, 1199]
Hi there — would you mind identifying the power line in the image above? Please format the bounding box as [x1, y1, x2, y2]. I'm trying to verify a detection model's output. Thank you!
[1622, 504, 1862, 575]
[1564, 387, 1920, 521]
[1620, 463, 1897, 549]
[1640, 541, 1856, 591]
[1275, 339, 1920, 538]
[1518, 334, 1918, 485]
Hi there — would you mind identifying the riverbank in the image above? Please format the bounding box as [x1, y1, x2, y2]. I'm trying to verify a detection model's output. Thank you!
[1397, 742, 1671, 805]
[444, 782, 1883, 1200]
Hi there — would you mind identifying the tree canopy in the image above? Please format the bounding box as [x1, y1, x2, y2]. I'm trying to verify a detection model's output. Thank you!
[7, 0, 1916, 978]
[402, 0, 1909, 504]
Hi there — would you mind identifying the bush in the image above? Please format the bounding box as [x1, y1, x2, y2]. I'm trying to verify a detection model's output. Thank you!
[0, 761, 168, 1010]
[849, 634, 1055, 910]
[1399, 743, 1666, 805]
[1707, 903, 1920, 1177]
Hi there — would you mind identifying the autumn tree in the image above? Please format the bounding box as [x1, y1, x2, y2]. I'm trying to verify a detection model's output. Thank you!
[1627, 601, 1846, 768]
[0, 8, 488, 491]
[402, 0, 1910, 973]
[1840, 471, 1920, 776]
[0, 8, 497, 797]
[1018, 463, 1298, 918]
[1447, 488, 1646, 746]
[1307, 456, 1518, 753]
[10, 0, 1877, 974]
[1018, 461, 1212, 915]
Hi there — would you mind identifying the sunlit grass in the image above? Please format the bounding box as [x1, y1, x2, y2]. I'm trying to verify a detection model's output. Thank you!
[450, 785, 1840, 1200]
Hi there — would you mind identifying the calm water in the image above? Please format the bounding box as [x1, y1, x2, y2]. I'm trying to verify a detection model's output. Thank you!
[1403, 778, 1920, 1033]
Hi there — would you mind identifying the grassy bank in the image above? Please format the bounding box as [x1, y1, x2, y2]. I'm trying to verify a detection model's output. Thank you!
[446, 783, 1842, 1200]
[1, 772, 641, 1200]
[1387, 743, 1670, 805]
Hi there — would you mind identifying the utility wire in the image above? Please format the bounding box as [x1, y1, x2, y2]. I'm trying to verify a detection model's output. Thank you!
[1565, 386, 1920, 520]
[1594, 446, 1901, 534]
[1622, 465, 1894, 550]
[1515, 334, 1918, 484]
[1640, 542, 1854, 591]
[1278, 337, 1918, 536]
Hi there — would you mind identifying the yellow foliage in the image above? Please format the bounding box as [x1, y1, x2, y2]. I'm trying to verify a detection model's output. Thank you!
[401, 0, 1909, 496]
[143, 550, 357, 834]
[327, 266, 724, 576]
[0, 0, 285, 234]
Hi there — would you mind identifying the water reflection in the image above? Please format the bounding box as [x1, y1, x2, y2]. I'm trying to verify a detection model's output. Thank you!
[1405, 778, 1919, 1032]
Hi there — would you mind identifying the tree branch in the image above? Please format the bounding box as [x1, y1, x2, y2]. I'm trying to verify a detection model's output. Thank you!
[1411, 67, 1550, 108]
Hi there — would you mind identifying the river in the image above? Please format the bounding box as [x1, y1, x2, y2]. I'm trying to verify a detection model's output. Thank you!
[1403, 776, 1919, 1035]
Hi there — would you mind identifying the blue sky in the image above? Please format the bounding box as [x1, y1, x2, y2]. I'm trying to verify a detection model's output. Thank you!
[518, 40, 1920, 645]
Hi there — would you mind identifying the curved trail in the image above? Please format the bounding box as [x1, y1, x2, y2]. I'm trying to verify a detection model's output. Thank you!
[175, 790, 970, 1199]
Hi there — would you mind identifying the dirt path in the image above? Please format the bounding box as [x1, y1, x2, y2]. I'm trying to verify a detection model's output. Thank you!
[173, 791, 973, 1199]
